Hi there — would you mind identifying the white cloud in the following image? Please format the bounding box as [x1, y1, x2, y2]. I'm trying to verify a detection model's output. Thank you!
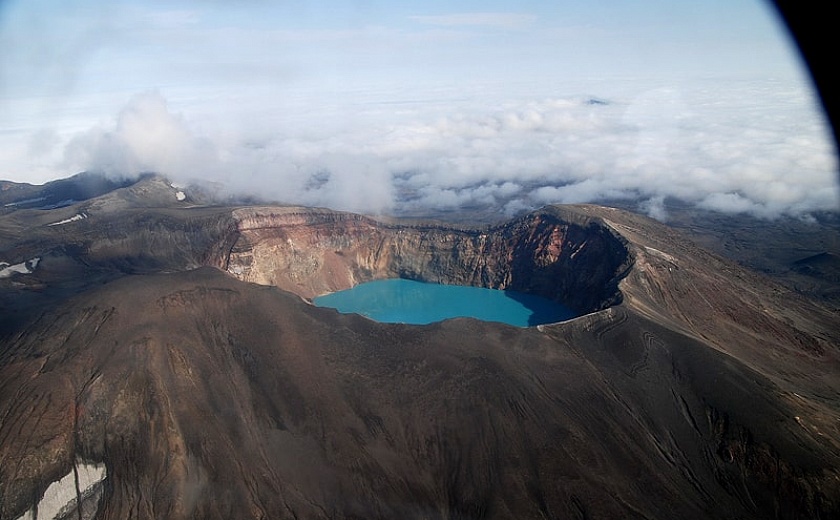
[639, 195, 669, 221]
[64, 91, 218, 178]
[409, 13, 537, 29]
[698, 192, 765, 215]
[139, 9, 201, 29]
[24, 77, 836, 220]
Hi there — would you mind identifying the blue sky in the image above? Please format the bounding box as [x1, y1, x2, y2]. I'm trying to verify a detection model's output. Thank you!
[0, 0, 802, 95]
[1, 0, 837, 218]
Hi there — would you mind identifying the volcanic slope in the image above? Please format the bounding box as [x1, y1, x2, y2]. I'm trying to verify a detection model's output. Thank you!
[1, 174, 839, 519]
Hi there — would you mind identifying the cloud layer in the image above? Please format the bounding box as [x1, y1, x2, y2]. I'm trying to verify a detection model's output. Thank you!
[3, 1, 835, 220]
[56, 78, 838, 220]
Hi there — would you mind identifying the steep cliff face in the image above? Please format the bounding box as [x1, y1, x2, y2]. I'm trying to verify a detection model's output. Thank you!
[226, 206, 631, 313]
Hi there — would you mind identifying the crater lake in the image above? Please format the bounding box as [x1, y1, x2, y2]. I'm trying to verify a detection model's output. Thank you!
[313, 278, 578, 327]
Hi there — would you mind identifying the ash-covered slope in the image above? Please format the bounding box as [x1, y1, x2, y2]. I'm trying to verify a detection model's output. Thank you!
[2, 268, 838, 520]
[1, 175, 839, 519]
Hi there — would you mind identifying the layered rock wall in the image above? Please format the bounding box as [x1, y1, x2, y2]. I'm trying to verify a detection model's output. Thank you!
[226, 206, 632, 313]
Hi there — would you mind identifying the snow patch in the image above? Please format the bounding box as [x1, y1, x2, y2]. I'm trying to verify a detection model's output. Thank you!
[170, 182, 187, 201]
[169, 182, 187, 202]
[15, 461, 107, 520]
[3, 196, 46, 207]
[0, 257, 40, 278]
[48, 213, 88, 226]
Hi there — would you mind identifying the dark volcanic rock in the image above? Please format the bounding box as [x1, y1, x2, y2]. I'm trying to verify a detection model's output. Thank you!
[1, 176, 839, 519]
[0, 172, 135, 213]
[2, 268, 838, 520]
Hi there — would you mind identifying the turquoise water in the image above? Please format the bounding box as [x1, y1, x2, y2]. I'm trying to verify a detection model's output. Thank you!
[313, 279, 577, 327]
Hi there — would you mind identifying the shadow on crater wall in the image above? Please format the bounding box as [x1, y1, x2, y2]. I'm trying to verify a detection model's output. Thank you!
[226, 205, 634, 314]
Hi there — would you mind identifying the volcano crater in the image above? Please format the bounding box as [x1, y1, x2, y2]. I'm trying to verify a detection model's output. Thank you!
[225, 205, 633, 315]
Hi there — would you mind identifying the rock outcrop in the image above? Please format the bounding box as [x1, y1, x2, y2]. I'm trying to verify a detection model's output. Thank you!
[226, 205, 631, 313]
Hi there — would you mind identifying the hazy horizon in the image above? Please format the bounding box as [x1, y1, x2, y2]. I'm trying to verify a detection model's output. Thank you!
[1, 0, 837, 220]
